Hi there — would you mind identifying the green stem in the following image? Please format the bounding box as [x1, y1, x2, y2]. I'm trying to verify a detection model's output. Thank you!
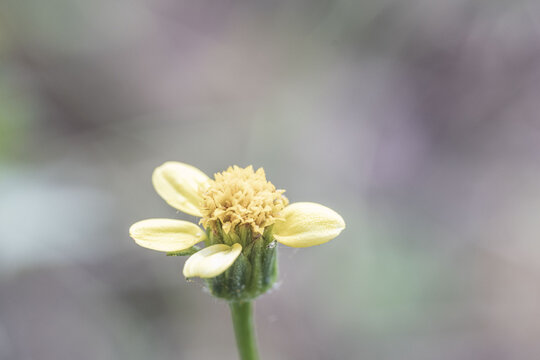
[229, 301, 260, 360]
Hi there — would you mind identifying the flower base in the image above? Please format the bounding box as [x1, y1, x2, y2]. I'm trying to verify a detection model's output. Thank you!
[206, 225, 278, 301]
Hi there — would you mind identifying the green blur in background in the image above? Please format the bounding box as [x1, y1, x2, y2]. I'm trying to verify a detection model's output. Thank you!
[1, 1, 540, 359]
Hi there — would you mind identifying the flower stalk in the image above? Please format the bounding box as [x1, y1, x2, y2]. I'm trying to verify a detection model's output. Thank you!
[229, 301, 259, 360]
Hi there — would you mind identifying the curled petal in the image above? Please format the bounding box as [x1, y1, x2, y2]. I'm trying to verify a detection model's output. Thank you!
[152, 161, 210, 217]
[273, 202, 345, 248]
[183, 243, 242, 278]
[129, 218, 206, 252]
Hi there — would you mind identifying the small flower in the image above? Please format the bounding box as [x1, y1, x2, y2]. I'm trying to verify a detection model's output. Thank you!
[129, 161, 345, 297]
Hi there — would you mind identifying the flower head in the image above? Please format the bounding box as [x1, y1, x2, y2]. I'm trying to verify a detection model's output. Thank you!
[129, 161, 345, 300]
[200, 165, 289, 235]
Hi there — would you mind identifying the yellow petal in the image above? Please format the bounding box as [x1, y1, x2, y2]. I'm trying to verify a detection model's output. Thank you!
[273, 202, 345, 248]
[152, 161, 210, 217]
[183, 243, 242, 278]
[129, 218, 206, 252]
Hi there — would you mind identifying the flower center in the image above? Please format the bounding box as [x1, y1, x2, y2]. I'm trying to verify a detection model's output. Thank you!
[200, 165, 289, 235]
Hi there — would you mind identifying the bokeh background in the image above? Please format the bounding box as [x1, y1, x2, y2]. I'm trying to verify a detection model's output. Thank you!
[1, 1, 540, 359]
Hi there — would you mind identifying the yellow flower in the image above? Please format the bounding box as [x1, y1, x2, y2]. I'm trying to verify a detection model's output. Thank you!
[129, 162, 345, 279]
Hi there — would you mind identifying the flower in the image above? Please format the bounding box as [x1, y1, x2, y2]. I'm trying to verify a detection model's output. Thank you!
[129, 162, 345, 282]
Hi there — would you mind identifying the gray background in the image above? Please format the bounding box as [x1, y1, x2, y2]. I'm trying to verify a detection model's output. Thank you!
[1, 1, 540, 359]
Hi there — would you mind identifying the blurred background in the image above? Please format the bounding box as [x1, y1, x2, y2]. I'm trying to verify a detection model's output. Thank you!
[1, 0, 540, 359]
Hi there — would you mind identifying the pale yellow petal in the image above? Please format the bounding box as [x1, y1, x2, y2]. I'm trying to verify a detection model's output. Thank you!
[273, 202, 345, 248]
[183, 243, 242, 278]
[129, 218, 206, 252]
[152, 161, 210, 217]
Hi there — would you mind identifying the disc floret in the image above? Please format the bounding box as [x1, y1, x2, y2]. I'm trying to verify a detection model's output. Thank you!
[200, 165, 289, 236]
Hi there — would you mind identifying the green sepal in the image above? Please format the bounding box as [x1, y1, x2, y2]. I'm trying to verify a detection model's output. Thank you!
[207, 252, 252, 300]
[206, 238, 277, 301]
[205, 221, 279, 301]
[201, 221, 277, 302]
[166, 246, 200, 256]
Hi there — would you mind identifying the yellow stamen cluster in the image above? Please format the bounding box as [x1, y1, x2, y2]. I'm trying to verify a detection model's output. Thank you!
[200, 165, 289, 235]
